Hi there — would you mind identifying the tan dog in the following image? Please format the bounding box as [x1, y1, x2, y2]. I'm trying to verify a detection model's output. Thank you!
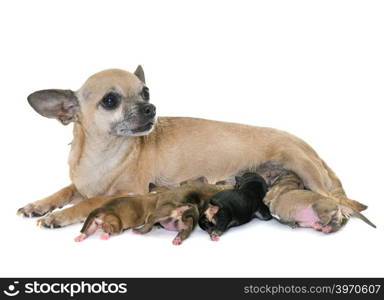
[76, 178, 230, 245]
[17, 66, 367, 230]
[261, 170, 376, 232]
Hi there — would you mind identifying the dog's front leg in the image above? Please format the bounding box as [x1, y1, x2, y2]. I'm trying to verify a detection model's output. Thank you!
[17, 184, 83, 217]
[36, 194, 124, 229]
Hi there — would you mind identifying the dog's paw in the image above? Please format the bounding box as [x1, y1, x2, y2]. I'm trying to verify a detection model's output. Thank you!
[36, 211, 74, 229]
[312, 223, 333, 233]
[172, 237, 182, 245]
[17, 202, 53, 218]
[100, 233, 110, 240]
[74, 234, 87, 242]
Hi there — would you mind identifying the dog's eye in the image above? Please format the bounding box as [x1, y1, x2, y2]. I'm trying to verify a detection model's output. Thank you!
[101, 93, 120, 110]
[141, 86, 150, 101]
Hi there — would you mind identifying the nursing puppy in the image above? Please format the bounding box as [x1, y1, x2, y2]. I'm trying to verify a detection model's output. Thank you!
[261, 171, 376, 233]
[74, 185, 167, 242]
[18, 67, 367, 232]
[199, 173, 271, 241]
[134, 178, 231, 245]
[76, 178, 231, 245]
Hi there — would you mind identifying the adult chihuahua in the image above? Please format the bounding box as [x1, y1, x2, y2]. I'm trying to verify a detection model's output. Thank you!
[17, 66, 366, 232]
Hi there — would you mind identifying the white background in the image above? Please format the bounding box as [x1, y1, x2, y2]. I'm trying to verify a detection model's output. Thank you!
[0, 0, 383, 277]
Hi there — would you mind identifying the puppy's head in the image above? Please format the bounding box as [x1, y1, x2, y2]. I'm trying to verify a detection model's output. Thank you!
[27, 66, 156, 137]
[235, 172, 268, 193]
[102, 213, 123, 234]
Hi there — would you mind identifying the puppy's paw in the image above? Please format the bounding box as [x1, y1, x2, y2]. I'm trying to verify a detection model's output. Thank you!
[210, 234, 220, 241]
[312, 203, 348, 233]
[312, 223, 333, 233]
[17, 202, 54, 218]
[36, 211, 76, 229]
[172, 237, 182, 245]
[74, 234, 87, 242]
[321, 215, 348, 233]
[100, 233, 110, 240]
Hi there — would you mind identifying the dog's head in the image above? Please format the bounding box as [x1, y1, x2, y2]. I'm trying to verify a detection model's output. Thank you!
[27, 66, 156, 136]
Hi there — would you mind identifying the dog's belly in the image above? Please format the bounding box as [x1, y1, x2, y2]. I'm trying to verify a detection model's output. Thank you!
[153, 121, 282, 184]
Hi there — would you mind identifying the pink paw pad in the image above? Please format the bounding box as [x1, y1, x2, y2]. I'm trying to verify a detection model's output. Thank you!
[321, 226, 332, 233]
[172, 237, 182, 245]
[210, 234, 220, 241]
[312, 223, 323, 230]
[74, 234, 86, 242]
[100, 233, 110, 240]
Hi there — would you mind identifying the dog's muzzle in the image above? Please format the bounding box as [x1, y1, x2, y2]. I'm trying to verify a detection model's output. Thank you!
[141, 103, 156, 119]
[130, 103, 156, 134]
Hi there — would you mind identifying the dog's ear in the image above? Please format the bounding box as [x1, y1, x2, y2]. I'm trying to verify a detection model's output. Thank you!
[134, 65, 145, 83]
[27, 89, 79, 125]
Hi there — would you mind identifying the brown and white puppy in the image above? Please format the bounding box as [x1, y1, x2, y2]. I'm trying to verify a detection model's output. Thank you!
[261, 170, 376, 233]
[17, 66, 367, 230]
[76, 178, 230, 245]
[134, 178, 231, 245]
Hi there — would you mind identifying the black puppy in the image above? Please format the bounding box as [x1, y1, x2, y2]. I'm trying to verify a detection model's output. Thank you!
[199, 172, 271, 241]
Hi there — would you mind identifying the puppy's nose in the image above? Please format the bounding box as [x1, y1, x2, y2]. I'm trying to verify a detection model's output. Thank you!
[141, 103, 156, 118]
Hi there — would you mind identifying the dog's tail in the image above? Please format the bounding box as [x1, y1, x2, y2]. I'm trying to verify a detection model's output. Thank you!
[353, 211, 376, 228]
[321, 159, 368, 212]
[340, 204, 376, 229]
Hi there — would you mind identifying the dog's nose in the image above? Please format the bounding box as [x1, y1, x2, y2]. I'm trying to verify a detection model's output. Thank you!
[141, 103, 156, 118]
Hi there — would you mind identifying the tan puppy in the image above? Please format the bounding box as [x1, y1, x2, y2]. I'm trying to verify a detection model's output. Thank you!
[74, 185, 168, 242]
[17, 66, 367, 230]
[262, 171, 376, 232]
[76, 178, 230, 245]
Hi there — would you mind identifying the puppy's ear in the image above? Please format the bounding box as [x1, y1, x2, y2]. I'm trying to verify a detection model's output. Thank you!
[195, 176, 208, 184]
[28, 89, 79, 125]
[134, 65, 145, 83]
[235, 176, 242, 184]
[215, 180, 227, 185]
